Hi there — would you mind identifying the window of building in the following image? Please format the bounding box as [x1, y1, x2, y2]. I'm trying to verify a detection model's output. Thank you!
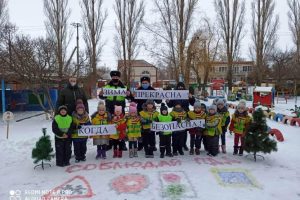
[218, 66, 227, 72]
[243, 66, 252, 72]
[141, 71, 150, 75]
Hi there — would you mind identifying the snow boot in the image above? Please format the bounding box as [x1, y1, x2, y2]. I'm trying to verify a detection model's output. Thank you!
[189, 148, 194, 155]
[129, 149, 134, 158]
[166, 146, 173, 157]
[160, 147, 165, 158]
[133, 148, 138, 157]
[195, 148, 200, 155]
[221, 145, 226, 154]
[102, 149, 107, 159]
[183, 145, 189, 151]
[113, 149, 118, 158]
[118, 150, 123, 158]
[239, 146, 244, 156]
[233, 146, 238, 155]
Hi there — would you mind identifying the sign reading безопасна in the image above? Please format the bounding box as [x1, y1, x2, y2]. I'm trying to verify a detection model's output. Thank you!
[134, 90, 189, 100]
[151, 120, 205, 132]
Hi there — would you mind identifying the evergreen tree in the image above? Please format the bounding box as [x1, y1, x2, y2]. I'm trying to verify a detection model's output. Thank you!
[244, 108, 277, 161]
[32, 128, 54, 169]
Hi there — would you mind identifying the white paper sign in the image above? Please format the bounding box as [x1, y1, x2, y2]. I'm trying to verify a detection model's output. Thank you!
[3, 111, 14, 122]
[151, 119, 205, 132]
[103, 88, 127, 96]
[78, 125, 116, 136]
[134, 90, 189, 100]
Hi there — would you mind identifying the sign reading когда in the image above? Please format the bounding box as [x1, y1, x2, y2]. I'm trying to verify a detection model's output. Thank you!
[134, 90, 189, 100]
[78, 125, 116, 136]
[151, 120, 205, 132]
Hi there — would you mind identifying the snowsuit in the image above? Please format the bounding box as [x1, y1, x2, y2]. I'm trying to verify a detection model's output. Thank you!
[170, 108, 187, 155]
[139, 109, 159, 157]
[72, 112, 90, 161]
[52, 114, 73, 167]
[229, 111, 252, 154]
[205, 113, 222, 156]
[126, 115, 142, 157]
[188, 110, 206, 152]
[157, 114, 173, 157]
[91, 112, 111, 159]
[110, 114, 127, 158]
[217, 106, 230, 146]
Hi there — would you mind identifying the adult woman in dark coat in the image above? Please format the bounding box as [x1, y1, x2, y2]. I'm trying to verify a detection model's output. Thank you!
[166, 82, 195, 151]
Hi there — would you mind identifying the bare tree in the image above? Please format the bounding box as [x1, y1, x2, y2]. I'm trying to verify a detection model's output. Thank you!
[214, 0, 245, 93]
[189, 19, 221, 92]
[0, 0, 8, 31]
[0, 33, 57, 114]
[44, 0, 72, 88]
[81, 0, 107, 79]
[145, 0, 198, 85]
[114, 0, 145, 86]
[250, 0, 279, 85]
[288, 0, 300, 102]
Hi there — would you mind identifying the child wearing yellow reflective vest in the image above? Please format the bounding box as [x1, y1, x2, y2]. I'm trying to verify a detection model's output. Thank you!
[52, 105, 73, 167]
[170, 102, 187, 156]
[91, 101, 112, 160]
[215, 99, 230, 153]
[139, 100, 159, 158]
[110, 105, 127, 158]
[229, 100, 252, 156]
[188, 101, 207, 155]
[205, 105, 222, 157]
[72, 100, 91, 163]
[126, 102, 141, 158]
[157, 103, 173, 158]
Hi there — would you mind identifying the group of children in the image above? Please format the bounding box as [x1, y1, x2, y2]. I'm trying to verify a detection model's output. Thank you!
[52, 98, 252, 167]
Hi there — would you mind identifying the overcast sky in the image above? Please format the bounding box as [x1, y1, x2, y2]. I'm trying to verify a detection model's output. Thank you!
[8, 0, 293, 70]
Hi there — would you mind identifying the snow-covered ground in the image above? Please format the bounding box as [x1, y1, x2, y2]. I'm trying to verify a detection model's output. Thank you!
[0, 99, 300, 200]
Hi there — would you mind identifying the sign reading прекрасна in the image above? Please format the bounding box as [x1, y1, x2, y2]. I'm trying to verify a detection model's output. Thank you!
[151, 120, 205, 132]
[134, 90, 189, 100]
[78, 125, 117, 136]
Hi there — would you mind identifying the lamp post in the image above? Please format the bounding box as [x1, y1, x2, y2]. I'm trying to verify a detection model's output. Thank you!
[71, 22, 82, 76]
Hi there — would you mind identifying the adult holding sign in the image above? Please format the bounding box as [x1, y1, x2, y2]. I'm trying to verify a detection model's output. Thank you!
[98, 70, 133, 114]
[56, 76, 89, 115]
[166, 82, 195, 151]
[133, 76, 162, 113]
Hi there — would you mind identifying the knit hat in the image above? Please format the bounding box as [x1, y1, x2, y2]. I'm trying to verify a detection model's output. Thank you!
[76, 103, 85, 111]
[160, 103, 168, 114]
[216, 98, 226, 106]
[140, 76, 150, 83]
[76, 99, 83, 105]
[129, 102, 137, 114]
[143, 99, 156, 110]
[110, 70, 121, 77]
[58, 105, 68, 112]
[237, 100, 247, 110]
[97, 100, 106, 110]
[194, 101, 202, 109]
[114, 105, 122, 113]
[208, 104, 217, 113]
[176, 82, 186, 89]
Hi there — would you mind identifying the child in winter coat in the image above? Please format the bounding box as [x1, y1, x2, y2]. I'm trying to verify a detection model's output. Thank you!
[126, 102, 141, 158]
[91, 101, 111, 159]
[157, 103, 173, 158]
[188, 101, 207, 155]
[52, 105, 73, 167]
[72, 100, 91, 163]
[110, 105, 127, 158]
[205, 105, 222, 157]
[216, 99, 230, 153]
[229, 100, 252, 156]
[139, 99, 159, 158]
[170, 102, 187, 156]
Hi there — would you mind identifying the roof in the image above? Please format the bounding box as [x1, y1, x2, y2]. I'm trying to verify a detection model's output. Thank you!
[254, 87, 273, 92]
[117, 60, 157, 69]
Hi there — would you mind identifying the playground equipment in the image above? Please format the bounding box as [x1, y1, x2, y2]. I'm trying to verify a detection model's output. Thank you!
[274, 113, 284, 122]
[282, 116, 294, 125]
[208, 79, 225, 98]
[253, 87, 274, 108]
[269, 129, 284, 142]
[290, 118, 300, 127]
[276, 91, 289, 104]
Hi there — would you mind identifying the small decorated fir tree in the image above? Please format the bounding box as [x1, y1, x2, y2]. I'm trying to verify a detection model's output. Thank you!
[32, 128, 54, 169]
[244, 108, 277, 161]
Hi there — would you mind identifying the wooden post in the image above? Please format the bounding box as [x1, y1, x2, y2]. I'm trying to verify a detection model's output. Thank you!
[6, 122, 9, 139]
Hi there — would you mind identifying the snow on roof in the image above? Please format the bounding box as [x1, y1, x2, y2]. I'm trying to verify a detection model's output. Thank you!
[254, 87, 273, 92]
